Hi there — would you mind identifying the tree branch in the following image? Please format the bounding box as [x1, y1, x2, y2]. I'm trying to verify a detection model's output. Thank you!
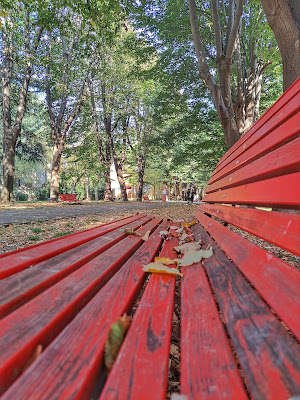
[225, 0, 245, 60]
[211, 0, 223, 57]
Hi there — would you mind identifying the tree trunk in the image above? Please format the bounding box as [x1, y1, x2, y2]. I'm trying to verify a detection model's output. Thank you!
[50, 141, 63, 201]
[85, 173, 91, 201]
[94, 185, 99, 201]
[260, 0, 300, 91]
[1, 133, 16, 202]
[103, 164, 113, 201]
[137, 153, 146, 202]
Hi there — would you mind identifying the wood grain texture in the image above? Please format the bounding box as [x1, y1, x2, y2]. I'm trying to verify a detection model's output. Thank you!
[0, 217, 160, 396]
[99, 225, 180, 400]
[196, 211, 300, 341]
[198, 204, 300, 256]
[209, 112, 300, 186]
[0, 219, 165, 399]
[181, 263, 248, 399]
[192, 222, 300, 399]
[206, 136, 300, 194]
[203, 172, 300, 209]
[0, 216, 152, 319]
[213, 78, 300, 176]
[0, 214, 145, 280]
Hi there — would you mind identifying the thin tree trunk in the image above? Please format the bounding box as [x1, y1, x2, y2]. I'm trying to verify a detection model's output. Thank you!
[94, 185, 99, 201]
[103, 164, 113, 201]
[136, 152, 146, 202]
[85, 174, 91, 201]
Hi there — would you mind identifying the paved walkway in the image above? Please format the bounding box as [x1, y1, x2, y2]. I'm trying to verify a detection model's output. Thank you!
[0, 202, 183, 225]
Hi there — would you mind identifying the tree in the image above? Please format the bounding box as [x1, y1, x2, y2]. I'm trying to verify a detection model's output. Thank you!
[0, 5, 44, 201]
[260, 0, 300, 91]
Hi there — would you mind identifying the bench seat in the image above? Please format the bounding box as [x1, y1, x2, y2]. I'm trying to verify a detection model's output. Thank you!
[0, 79, 299, 399]
[59, 194, 82, 203]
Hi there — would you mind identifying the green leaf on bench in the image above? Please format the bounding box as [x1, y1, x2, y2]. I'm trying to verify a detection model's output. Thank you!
[104, 314, 131, 373]
[123, 228, 141, 237]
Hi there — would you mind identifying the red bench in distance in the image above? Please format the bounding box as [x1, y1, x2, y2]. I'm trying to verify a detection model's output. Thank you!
[0, 78, 299, 399]
[59, 193, 82, 203]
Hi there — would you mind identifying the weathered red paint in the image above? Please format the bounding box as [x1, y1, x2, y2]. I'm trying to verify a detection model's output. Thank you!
[0, 214, 146, 280]
[198, 203, 300, 256]
[99, 224, 180, 400]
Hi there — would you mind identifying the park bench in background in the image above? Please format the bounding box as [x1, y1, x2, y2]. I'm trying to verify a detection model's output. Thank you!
[0, 78, 299, 399]
[59, 193, 82, 203]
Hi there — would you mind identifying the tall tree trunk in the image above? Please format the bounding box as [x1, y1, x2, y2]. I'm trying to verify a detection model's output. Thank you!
[260, 0, 300, 91]
[136, 152, 146, 202]
[85, 173, 91, 201]
[1, 12, 43, 202]
[50, 140, 63, 201]
[103, 163, 113, 201]
[94, 185, 99, 201]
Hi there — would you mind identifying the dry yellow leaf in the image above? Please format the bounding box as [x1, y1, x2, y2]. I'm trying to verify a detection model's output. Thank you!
[154, 256, 177, 265]
[179, 245, 213, 267]
[182, 220, 198, 228]
[142, 230, 151, 241]
[142, 262, 183, 277]
[159, 230, 169, 237]
[173, 241, 202, 254]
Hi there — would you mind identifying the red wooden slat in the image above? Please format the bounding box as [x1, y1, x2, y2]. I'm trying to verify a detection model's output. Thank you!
[208, 114, 300, 186]
[206, 136, 300, 194]
[0, 216, 152, 319]
[213, 77, 300, 175]
[198, 204, 300, 256]
[0, 217, 160, 395]
[193, 222, 300, 400]
[0, 214, 145, 279]
[196, 211, 300, 340]
[99, 227, 180, 400]
[0, 219, 166, 399]
[181, 263, 247, 399]
[203, 172, 300, 209]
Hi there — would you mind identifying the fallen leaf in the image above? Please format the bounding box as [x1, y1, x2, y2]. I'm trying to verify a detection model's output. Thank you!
[159, 230, 169, 237]
[173, 241, 202, 254]
[178, 245, 213, 267]
[169, 226, 178, 230]
[142, 230, 151, 241]
[123, 228, 141, 237]
[155, 256, 177, 265]
[105, 314, 131, 373]
[142, 262, 183, 277]
[182, 220, 197, 228]
[175, 227, 184, 233]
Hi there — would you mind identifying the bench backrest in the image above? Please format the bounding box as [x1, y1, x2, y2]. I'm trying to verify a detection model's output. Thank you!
[59, 194, 78, 202]
[200, 77, 300, 256]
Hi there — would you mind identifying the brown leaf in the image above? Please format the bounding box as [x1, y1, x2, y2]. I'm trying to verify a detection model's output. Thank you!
[154, 256, 178, 265]
[105, 314, 131, 373]
[178, 245, 213, 267]
[182, 220, 197, 228]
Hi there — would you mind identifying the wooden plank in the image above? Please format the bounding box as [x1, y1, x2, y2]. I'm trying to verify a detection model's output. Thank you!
[203, 172, 300, 209]
[0, 219, 166, 399]
[181, 263, 247, 399]
[208, 116, 300, 186]
[206, 136, 300, 194]
[99, 226, 180, 400]
[213, 78, 300, 176]
[0, 216, 152, 319]
[192, 222, 300, 399]
[0, 217, 161, 395]
[0, 214, 145, 280]
[198, 204, 300, 256]
[196, 211, 300, 340]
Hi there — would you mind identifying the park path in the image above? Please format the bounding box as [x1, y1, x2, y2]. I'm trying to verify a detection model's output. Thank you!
[0, 202, 183, 226]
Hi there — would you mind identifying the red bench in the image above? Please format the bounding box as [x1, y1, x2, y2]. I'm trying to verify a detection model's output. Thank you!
[59, 193, 82, 203]
[0, 79, 299, 399]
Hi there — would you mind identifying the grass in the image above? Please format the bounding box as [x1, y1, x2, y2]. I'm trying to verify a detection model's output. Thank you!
[28, 235, 40, 241]
[52, 231, 73, 238]
[30, 227, 42, 233]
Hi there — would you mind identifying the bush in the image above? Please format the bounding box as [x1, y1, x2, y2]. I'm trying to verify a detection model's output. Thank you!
[15, 191, 28, 201]
[36, 187, 49, 201]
